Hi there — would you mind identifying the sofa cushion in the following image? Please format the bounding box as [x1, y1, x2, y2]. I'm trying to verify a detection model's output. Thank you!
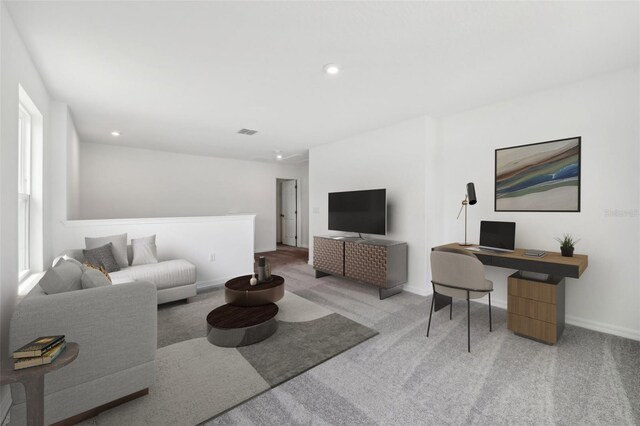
[85, 233, 128, 268]
[39, 260, 83, 294]
[131, 235, 158, 266]
[110, 259, 196, 291]
[81, 267, 112, 289]
[83, 243, 121, 273]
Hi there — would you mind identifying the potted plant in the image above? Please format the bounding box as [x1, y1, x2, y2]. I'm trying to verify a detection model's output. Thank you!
[555, 234, 580, 257]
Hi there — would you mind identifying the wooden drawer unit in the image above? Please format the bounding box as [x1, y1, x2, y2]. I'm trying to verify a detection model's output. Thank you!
[508, 313, 557, 344]
[313, 237, 344, 276]
[345, 242, 387, 287]
[507, 272, 565, 345]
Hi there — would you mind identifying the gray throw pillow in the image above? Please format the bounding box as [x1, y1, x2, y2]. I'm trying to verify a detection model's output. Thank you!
[85, 233, 128, 268]
[81, 268, 112, 289]
[83, 243, 121, 273]
[131, 235, 158, 266]
[39, 260, 83, 294]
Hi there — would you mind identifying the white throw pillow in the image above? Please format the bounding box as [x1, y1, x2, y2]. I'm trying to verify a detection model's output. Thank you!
[131, 235, 159, 266]
[85, 233, 128, 268]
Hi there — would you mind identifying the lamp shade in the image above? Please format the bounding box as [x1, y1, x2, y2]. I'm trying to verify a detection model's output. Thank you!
[467, 182, 477, 205]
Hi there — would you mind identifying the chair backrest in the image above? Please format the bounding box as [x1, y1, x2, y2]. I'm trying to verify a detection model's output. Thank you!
[430, 248, 490, 291]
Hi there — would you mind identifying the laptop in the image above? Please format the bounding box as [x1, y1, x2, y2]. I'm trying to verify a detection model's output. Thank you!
[472, 221, 516, 253]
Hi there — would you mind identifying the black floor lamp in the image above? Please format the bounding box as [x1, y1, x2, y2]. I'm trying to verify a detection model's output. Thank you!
[457, 182, 477, 246]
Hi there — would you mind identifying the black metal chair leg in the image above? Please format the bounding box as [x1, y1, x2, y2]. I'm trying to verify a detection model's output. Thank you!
[426, 290, 435, 337]
[488, 292, 492, 332]
[467, 290, 471, 353]
[450, 299, 452, 320]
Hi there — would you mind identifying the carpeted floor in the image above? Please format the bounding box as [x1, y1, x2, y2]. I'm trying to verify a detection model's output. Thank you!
[75, 285, 376, 425]
[204, 247, 640, 426]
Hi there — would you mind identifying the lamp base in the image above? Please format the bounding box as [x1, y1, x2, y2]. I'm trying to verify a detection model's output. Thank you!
[458, 243, 474, 247]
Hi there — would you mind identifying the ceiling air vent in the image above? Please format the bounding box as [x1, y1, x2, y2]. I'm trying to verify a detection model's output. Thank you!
[238, 128, 258, 135]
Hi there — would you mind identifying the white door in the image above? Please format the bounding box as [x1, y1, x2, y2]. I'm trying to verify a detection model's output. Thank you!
[281, 180, 297, 246]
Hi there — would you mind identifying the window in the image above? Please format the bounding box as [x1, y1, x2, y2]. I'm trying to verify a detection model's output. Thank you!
[18, 104, 32, 279]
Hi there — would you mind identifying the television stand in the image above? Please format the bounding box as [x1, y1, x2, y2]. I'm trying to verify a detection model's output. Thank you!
[313, 236, 408, 299]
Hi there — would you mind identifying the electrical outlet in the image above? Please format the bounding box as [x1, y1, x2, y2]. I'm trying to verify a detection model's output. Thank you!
[209, 253, 216, 262]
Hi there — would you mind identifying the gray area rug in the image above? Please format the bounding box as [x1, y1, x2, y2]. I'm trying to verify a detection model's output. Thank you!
[205, 262, 640, 426]
[77, 290, 376, 425]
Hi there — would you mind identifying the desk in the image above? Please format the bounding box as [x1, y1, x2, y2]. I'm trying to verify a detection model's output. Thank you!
[432, 244, 588, 344]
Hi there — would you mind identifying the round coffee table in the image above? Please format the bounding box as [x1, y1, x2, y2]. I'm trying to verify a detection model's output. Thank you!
[225, 274, 285, 307]
[206, 303, 278, 347]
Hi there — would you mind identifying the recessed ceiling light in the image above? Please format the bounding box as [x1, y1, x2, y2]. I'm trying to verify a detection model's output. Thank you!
[276, 154, 283, 160]
[323, 63, 340, 75]
[111, 131, 120, 137]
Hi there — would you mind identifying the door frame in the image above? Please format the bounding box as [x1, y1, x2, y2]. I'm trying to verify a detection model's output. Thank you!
[276, 178, 299, 248]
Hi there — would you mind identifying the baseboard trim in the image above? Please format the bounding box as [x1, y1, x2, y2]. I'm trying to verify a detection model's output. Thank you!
[51, 388, 148, 426]
[454, 296, 640, 342]
[255, 246, 276, 254]
[0, 386, 11, 426]
[403, 284, 430, 297]
[196, 278, 231, 291]
[564, 315, 640, 341]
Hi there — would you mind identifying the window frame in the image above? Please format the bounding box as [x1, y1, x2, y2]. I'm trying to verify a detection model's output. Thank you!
[18, 103, 32, 281]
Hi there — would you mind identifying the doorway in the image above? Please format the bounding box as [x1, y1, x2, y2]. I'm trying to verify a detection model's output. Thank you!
[276, 178, 298, 247]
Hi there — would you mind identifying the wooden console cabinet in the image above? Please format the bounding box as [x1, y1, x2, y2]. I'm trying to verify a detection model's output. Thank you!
[313, 236, 408, 299]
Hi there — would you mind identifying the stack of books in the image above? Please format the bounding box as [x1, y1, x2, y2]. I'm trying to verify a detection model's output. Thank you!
[13, 335, 67, 370]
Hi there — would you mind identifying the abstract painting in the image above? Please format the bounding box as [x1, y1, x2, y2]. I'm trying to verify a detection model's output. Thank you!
[495, 137, 581, 212]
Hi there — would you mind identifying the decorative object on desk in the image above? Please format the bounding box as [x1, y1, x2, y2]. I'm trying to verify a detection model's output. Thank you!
[495, 136, 581, 212]
[265, 261, 272, 280]
[457, 182, 477, 246]
[249, 273, 258, 286]
[555, 233, 580, 257]
[523, 249, 546, 258]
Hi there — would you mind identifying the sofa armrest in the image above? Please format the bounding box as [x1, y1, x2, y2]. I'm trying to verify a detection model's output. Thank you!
[9, 281, 157, 403]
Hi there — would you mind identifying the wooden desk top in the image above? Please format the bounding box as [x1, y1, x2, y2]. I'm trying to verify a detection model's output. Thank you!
[434, 243, 588, 278]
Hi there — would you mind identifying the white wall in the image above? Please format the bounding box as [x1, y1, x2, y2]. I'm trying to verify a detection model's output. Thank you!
[79, 142, 308, 253]
[0, 1, 52, 416]
[440, 67, 640, 339]
[309, 116, 437, 295]
[54, 215, 255, 288]
[66, 111, 80, 219]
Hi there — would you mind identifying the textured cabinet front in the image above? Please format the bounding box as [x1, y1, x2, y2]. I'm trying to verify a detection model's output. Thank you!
[345, 242, 387, 287]
[313, 237, 344, 276]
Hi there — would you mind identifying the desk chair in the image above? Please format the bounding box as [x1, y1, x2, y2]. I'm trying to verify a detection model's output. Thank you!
[427, 247, 493, 352]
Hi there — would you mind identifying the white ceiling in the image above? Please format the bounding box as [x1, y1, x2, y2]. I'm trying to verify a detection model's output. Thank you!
[6, 1, 639, 162]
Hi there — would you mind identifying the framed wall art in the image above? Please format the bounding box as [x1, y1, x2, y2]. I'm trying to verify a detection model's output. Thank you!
[495, 137, 581, 212]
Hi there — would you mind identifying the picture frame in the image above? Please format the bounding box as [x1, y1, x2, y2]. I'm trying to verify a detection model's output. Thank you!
[495, 136, 581, 212]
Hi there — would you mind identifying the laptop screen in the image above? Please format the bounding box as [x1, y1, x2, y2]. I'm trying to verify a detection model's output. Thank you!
[479, 221, 516, 251]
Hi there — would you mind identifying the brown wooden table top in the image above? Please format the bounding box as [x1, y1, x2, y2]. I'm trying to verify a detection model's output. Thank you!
[434, 243, 588, 278]
[225, 274, 284, 291]
[0, 342, 79, 385]
[207, 304, 278, 329]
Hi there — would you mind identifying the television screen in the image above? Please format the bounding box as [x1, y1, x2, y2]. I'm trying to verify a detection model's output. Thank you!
[328, 189, 386, 235]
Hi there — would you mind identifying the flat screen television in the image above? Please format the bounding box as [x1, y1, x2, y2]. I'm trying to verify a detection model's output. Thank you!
[328, 189, 386, 235]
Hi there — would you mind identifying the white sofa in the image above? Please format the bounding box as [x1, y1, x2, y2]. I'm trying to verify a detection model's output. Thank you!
[10, 280, 157, 425]
[63, 246, 197, 304]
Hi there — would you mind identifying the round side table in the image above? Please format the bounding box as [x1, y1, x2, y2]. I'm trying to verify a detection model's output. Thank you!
[224, 274, 285, 307]
[0, 342, 79, 426]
